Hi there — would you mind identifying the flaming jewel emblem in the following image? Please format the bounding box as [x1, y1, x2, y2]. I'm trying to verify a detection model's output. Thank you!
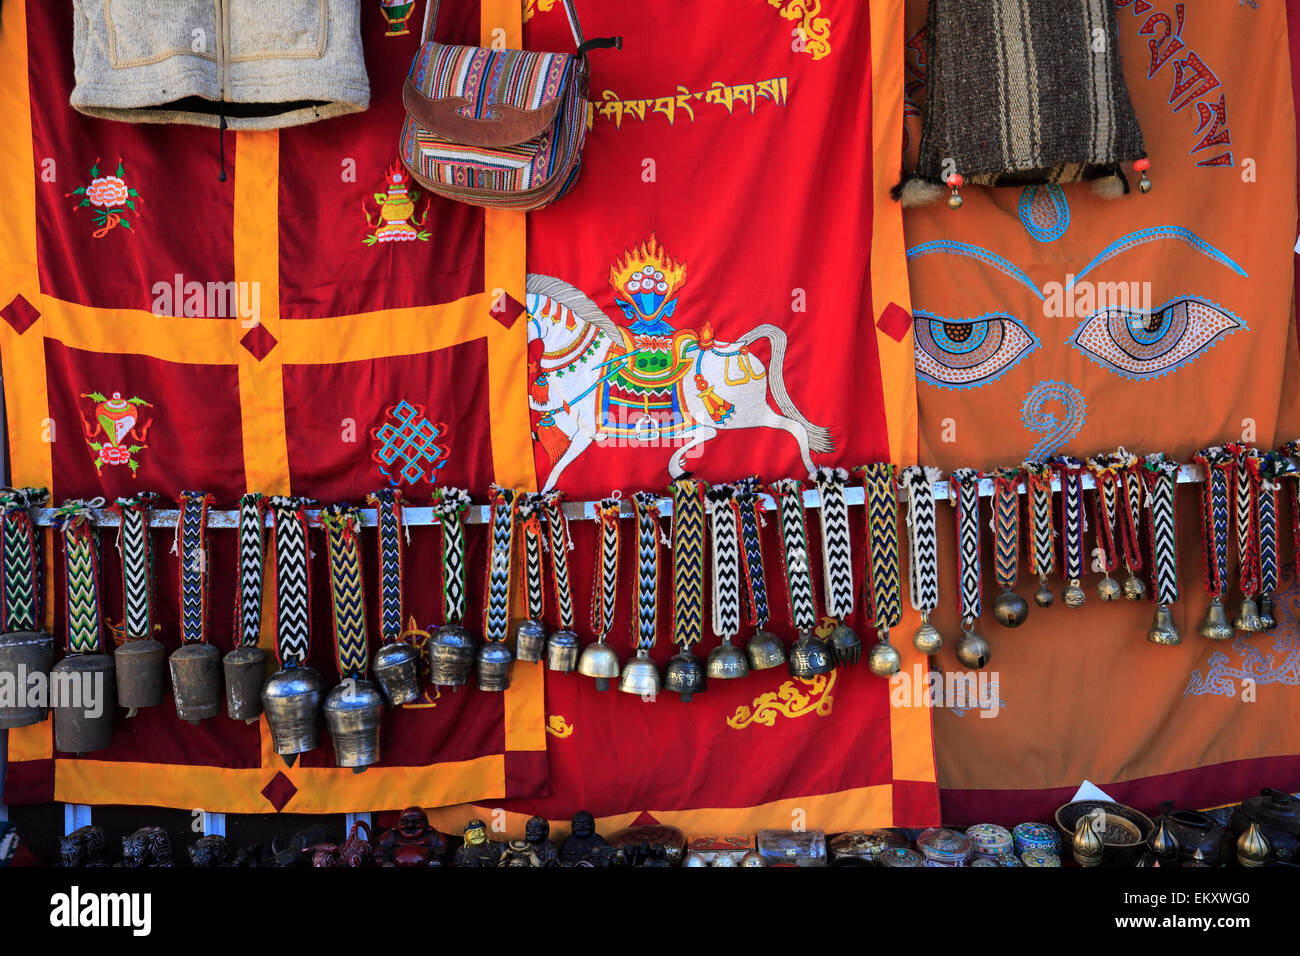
[80, 391, 154, 474]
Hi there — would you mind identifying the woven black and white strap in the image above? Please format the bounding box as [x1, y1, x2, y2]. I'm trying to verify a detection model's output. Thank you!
[56, 501, 104, 654]
[542, 491, 576, 631]
[433, 487, 471, 625]
[590, 497, 621, 637]
[950, 469, 983, 621]
[989, 468, 1021, 592]
[366, 489, 405, 643]
[1052, 457, 1087, 583]
[234, 493, 267, 648]
[812, 468, 854, 621]
[1142, 455, 1180, 605]
[1023, 462, 1055, 582]
[632, 491, 662, 652]
[519, 493, 547, 622]
[269, 496, 312, 667]
[0, 487, 46, 633]
[113, 493, 157, 641]
[1193, 447, 1233, 598]
[1254, 453, 1292, 598]
[483, 486, 518, 644]
[706, 485, 742, 639]
[902, 466, 941, 615]
[734, 477, 770, 627]
[770, 478, 817, 631]
[176, 491, 212, 645]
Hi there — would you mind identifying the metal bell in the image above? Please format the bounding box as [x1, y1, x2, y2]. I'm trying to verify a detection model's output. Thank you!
[705, 637, 749, 679]
[867, 632, 901, 678]
[114, 637, 166, 717]
[618, 648, 661, 697]
[476, 641, 514, 692]
[1258, 594, 1276, 631]
[745, 629, 786, 670]
[0, 629, 54, 729]
[427, 623, 478, 687]
[788, 630, 834, 678]
[912, 613, 944, 656]
[663, 651, 705, 702]
[261, 664, 325, 761]
[372, 641, 421, 706]
[992, 590, 1029, 628]
[577, 636, 620, 691]
[223, 644, 267, 722]
[52, 652, 117, 754]
[545, 629, 580, 673]
[955, 627, 991, 669]
[827, 624, 862, 667]
[323, 679, 384, 770]
[1122, 573, 1146, 601]
[1147, 604, 1182, 646]
[1233, 596, 1263, 634]
[1097, 575, 1122, 602]
[169, 641, 222, 724]
[1033, 575, 1054, 608]
[515, 618, 547, 663]
[1198, 598, 1235, 641]
[1062, 580, 1086, 608]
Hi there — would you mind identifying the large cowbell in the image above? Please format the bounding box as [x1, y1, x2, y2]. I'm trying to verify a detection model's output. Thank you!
[224, 644, 268, 721]
[114, 636, 166, 717]
[51, 652, 117, 755]
[0, 630, 55, 729]
[323, 678, 384, 770]
[170, 641, 222, 723]
[262, 664, 325, 761]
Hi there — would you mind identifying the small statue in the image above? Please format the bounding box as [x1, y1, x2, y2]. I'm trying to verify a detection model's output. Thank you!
[120, 826, 174, 867]
[59, 825, 110, 867]
[337, 820, 374, 868]
[498, 816, 560, 867]
[455, 819, 503, 867]
[188, 835, 232, 868]
[375, 806, 447, 867]
[559, 810, 609, 866]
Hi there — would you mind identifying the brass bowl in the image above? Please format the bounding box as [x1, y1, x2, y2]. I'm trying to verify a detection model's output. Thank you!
[1055, 800, 1154, 866]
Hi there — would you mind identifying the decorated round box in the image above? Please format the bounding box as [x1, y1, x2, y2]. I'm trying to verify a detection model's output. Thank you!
[966, 823, 1015, 859]
[917, 828, 971, 867]
[1013, 822, 1062, 857]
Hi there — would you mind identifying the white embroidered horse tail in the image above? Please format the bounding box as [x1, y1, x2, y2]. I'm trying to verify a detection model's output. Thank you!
[736, 323, 834, 453]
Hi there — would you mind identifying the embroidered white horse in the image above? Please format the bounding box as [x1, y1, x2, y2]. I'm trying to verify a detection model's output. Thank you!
[526, 274, 833, 491]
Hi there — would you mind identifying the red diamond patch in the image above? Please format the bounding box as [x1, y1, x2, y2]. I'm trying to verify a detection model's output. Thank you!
[876, 302, 913, 342]
[261, 771, 298, 812]
[1, 294, 39, 335]
[240, 322, 278, 361]
[489, 293, 525, 329]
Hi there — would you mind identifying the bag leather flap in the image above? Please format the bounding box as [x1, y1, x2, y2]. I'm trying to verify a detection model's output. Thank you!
[404, 41, 579, 147]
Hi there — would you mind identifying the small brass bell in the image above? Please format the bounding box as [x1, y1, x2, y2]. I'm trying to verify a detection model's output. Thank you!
[371, 641, 421, 706]
[476, 641, 514, 692]
[1233, 596, 1263, 634]
[223, 644, 267, 722]
[1199, 599, 1234, 641]
[427, 623, 477, 687]
[261, 664, 325, 763]
[1072, 815, 1104, 867]
[114, 637, 166, 717]
[1258, 594, 1277, 631]
[787, 630, 834, 678]
[545, 629, 580, 673]
[1063, 580, 1086, 608]
[619, 648, 661, 697]
[663, 651, 705, 702]
[1236, 822, 1271, 867]
[1097, 575, 1122, 602]
[705, 637, 749, 680]
[577, 636, 620, 691]
[52, 652, 117, 754]
[912, 613, 943, 656]
[323, 678, 384, 770]
[169, 642, 222, 724]
[1122, 574, 1146, 601]
[515, 619, 547, 663]
[1135, 158, 1152, 193]
[827, 624, 862, 667]
[745, 629, 786, 670]
[955, 627, 990, 669]
[867, 632, 901, 678]
[0, 629, 54, 729]
[1147, 604, 1182, 646]
[1034, 575, 1054, 608]
[992, 590, 1029, 628]
[946, 172, 964, 209]
[1149, 817, 1179, 863]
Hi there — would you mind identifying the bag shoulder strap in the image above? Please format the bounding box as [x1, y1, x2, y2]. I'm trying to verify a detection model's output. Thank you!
[421, 0, 586, 50]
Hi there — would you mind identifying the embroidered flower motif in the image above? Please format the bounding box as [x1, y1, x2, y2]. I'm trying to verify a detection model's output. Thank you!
[67, 158, 141, 237]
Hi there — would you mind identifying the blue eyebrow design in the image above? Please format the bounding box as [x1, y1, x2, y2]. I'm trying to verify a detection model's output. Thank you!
[906, 240, 1044, 300]
[1068, 227, 1248, 289]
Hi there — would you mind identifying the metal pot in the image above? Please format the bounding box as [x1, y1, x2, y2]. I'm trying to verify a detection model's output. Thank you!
[0, 629, 54, 729]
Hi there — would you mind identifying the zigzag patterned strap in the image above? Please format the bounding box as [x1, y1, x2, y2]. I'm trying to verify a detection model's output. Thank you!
[902, 466, 941, 615]
[1192, 448, 1233, 598]
[483, 486, 518, 644]
[706, 485, 742, 638]
[770, 478, 817, 631]
[671, 478, 707, 650]
[949, 469, 983, 621]
[1086, 455, 1122, 576]
[433, 487, 471, 625]
[860, 464, 901, 630]
[1228, 443, 1261, 598]
[0, 488, 47, 633]
[734, 477, 770, 627]
[632, 491, 662, 651]
[1142, 455, 1180, 605]
[1023, 462, 1055, 583]
[542, 491, 576, 630]
[1285, 441, 1300, 579]
[1113, 451, 1145, 575]
[319, 504, 369, 679]
[234, 493, 267, 648]
[176, 491, 213, 644]
[813, 468, 855, 620]
[1251, 453, 1293, 599]
[110, 493, 157, 641]
[366, 489, 405, 644]
[590, 497, 621, 637]
[1051, 457, 1087, 584]
[990, 468, 1021, 592]
[56, 501, 103, 654]
[269, 496, 313, 667]
[519, 493, 547, 622]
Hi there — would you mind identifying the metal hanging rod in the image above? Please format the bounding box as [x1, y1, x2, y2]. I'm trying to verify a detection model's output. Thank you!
[26, 464, 1208, 528]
